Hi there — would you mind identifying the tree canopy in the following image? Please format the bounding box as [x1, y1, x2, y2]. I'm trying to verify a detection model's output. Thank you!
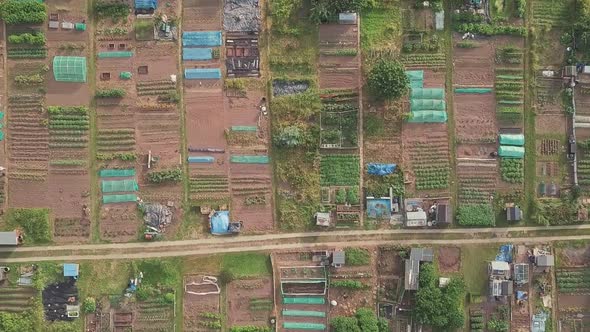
[331, 308, 388, 332]
[367, 59, 410, 100]
[413, 263, 466, 330]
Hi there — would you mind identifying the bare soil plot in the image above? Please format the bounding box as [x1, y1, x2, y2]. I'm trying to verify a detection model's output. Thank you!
[0, 287, 36, 313]
[183, 0, 222, 30]
[438, 247, 461, 273]
[536, 114, 567, 135]
[184, 275, 221, 331]
[318, 24, 360, 90]
[558, 246, 590, 267]
[536, 76, 563, 114]
[454, 93, 496, 145]
[54, 217, 90, 241]
[453, 35, 495, 86]
[99, 204, 139, 242]
[230, 165, 274, 232]
[135, 43, 179, 82]
[227, 278, 273, 327]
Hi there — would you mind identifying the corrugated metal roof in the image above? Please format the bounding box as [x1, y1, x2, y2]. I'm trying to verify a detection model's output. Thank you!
[0, 231, 18, 245]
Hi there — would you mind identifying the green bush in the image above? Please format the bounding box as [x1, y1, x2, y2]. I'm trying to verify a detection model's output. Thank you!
[457, 204, 495, 226]
[331, 280, 367, 289]
[229, 326, 271, 332]
[367, 59, 409, 100]
[163, 292, 175, 304]
[0, 0, 46, 25]
[364, 114, 384, 137]
[456, 41, 478, 48]
[7, 208, 51, 244]
[96, 88, 126, 98]
[345, 247, 370, 265]
[8, 32, 45, 46]
[331, 308, 385, 332]
[274, 125, 304, 148]
[456, 23, 526, 36]
[82, 297, 96, 313]
[147, 168, 182, 183]
[346, 187, 359, 204]
[335, 188, 346, 204]
[94, 1, 129, 20]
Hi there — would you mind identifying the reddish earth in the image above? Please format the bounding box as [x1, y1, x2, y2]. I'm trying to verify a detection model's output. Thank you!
[453, 35, 495, 86]
[535, 113, 566, 135]
[559, 247, 590, 267]
[183, 0, 222, 30]
[454, 93, 496, 145]
[318, 23, 360, 90]
[99, 204, 139, 242]
[438, 247, 461, 273]
[54, 218, 90, 242]
[135, 43, 179, 82]
[377, 246, 404, 276]
[184, 275, 221, 331]
[48, 174, 90, 218]
[227, 278, 273, 327]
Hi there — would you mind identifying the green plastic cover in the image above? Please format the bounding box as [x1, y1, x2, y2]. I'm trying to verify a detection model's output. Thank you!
[120, 71, 132, 79]
[411, 88, 444, 100]
[407, 110, 448, 123]
[230, 155, 269, 164]
[99, 169, 136, 177]
[283, 297, 325, 305]
[0, 131, 4, 141]
[75, 23, 86, 31]
[499, 134, 524, 146]
[454, 88, 493, 94]
[98, 51, 133, 58]
[410, 99, 446, 112]
[406, 70, 424, 89]
[282, 310, 326, 317]
[283, 322, 326, 330]
[231, 126, 257, 132]
[102, 194, 137, 204]
[101, 179, 138, 193]
[498, 145, 525, 158]
[53, 56, 87, 83]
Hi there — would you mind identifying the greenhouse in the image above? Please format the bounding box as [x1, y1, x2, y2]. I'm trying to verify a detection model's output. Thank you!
[411, 88, 444, 100]
[53, 56, 87, 83]
[499, 145, 525, 158]
[410, 99, 446, 112]
[407, 110, 448, 123]
[499, 134, 525, 146]
[406, 70, 424, 89]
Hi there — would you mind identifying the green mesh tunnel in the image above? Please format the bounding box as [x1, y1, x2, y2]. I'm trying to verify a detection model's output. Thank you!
[53, 56, 87, 83]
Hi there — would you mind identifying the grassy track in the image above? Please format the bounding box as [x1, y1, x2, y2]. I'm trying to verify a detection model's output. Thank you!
[523, 0, 536, 224]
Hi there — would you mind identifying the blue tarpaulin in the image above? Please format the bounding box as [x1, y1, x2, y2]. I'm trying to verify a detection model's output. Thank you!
[367, 163, 396, 176]
[63, 263, 79, 278]
[210, 211, 230, 235]
[183, 47, 213, 61]
[516, 291, 528, 300]
[496, 244, 513, 263]
[185, 68, 221, 80]
[188, 156, 214, 163]
[135, 0, 157, 9]
[182, 31, 222, 47]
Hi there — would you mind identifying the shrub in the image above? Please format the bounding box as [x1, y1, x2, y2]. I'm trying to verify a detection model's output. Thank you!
[163, 292, 175, 304]
[456, 23, 526, 36]
[345, 247, 370, 265]
[82, 298, 96, 313]
[335, 188, 346, 204]
[364, 114, 384, 136]
[346, 187, 359, 204]
[96, 88, 126, 98]
[218, 269, 235, 285]
[94, 1, 129, 20]
[147, 168, 182, 183]
[330, 280, 367, 289]
[367, 59, 409, 100]
[0, 0, 46, 25]
[8, 32, 45, 46]
[7, 208, 51, 244]
[273, 126, 303, 147]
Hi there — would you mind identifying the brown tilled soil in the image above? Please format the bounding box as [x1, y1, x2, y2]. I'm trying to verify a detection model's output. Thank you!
[453, 36, 495, 86]
[230, 164, 274, 232]
[438, 247, 461, 273]
[535, 114, 566, 135]
[184, 276, 220, 331]
[454, 93, 496, 144]
[48, 174, 90, 218]
[227, 278, 272, 327]
[99, 204, 139, 242]
[560, 247, 590, 267]
[135, 44, 179, 81]
[183, 0, 222, 30]
[8, 179, 49, 208]
[377, 246, 404, 276]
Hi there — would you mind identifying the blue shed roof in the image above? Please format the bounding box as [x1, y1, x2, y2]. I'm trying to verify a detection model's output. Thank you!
[63, 263, 79, 277]
[210, 211, 230, 235]
[135, 0, 157, 9]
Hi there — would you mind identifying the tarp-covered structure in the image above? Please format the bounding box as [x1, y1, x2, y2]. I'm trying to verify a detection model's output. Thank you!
[210, 210, 230, 235]
[407, 110, 448, 123]
[410, 99, 446, 111]
[135, 0, 157, 9]
[182, 31, 222, 47]
[411, 88, 444, 100]
[53, 56, 87, 83]
[230, 155, 269, 164]
[185, 68, 221, 80]
[102, 194, 137, 204]
[499, 145, 525, 158]
[367, 163, 396, 176]
[183, 47, 212, 61]
[406, 70, 424, 89]
[97, 51, 133, 58]
[101, 180, 139, 193]
[499, 134, 525, 146]
[99, 169, 136, 177]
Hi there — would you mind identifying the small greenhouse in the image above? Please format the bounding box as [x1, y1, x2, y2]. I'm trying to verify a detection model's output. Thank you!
[499, 134, 525, 146]
[498, 145, 525, 158]
[406, 70, 424, 89]
[53, 56, 87, 83]
[407, 110, 448, 123]
[410, 99, 446, 112]
[410, 88, 445, 100]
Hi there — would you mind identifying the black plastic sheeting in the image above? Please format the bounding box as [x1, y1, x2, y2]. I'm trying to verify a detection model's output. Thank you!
[42, 279, 79, 321]
[272, 80, 310, 96]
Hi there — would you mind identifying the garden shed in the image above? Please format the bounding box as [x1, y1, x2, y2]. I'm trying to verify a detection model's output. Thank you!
[489, 279, 513, 297]
[405, 210, 427, 227]
[53, 56, 87, 83]
[514, 263, 529, 285]
[63, 264, 79, 278]
[535, 255, 554, 267]
[506, 206, 522, 221]
[0, 231, 18, 246]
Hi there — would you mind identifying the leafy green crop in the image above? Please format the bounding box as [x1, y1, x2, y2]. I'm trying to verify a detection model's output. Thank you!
[457, 204, 495, 226]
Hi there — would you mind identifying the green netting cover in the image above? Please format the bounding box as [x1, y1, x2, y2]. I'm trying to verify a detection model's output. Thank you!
[407, 110, 448, 123]
[283, 297, 325, 305]
[406, 70, 424, 89]
[53, 56, 87, 83]
[101, 179, 138, 193]
[102, 194, 137, 204]
[230, 155, 269, 164]
[498, 145, 524, 158]
[283, 322, 326, 330]
[499, 134, 524, 146]
[98, 51, 134, 58]
[411, 88, 444, 100]
[410, 99, 446, 112]
[231, 126, 257, 132]
[75, 23, 86, 31]
[99, 169, 136, 177]
[282, 310, 326, 317]
[120, 71, 132, 79]
[455, 88, 493, 94]
[0, 131, 4, 141]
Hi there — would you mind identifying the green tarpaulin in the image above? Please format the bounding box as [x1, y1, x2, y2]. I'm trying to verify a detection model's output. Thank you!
[455, 88, 493, 94]
[230, 155, 269, 164]
[283, 322, 326, 330]
[98, 51, 133, 58]
[499, 134, 524, 146]
[99, 169, 136, 177]
[406, 70, 424, 89]
[231, 126, 257, 132]
[407, 110, 448, 123]
[498, 145, 525, 158]
[120, 71, 132, 79]
[101, 179, 138, 193]
[410, 99, 446, 112]
[102, 194, 137, 204]
[75, 23, 86, 31]
[282, 310, 326, 317]
[283, 297, 325, 305]
[411, 88, 444, 100]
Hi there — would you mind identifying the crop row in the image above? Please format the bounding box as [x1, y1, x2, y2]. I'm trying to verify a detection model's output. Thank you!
[320, 155, 360, 186]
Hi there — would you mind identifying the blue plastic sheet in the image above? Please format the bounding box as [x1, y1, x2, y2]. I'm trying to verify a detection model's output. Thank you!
[210, 210, 230, 235]
[182, 31, 222, 47]
[367, 163, 396, 176]
[183, 48, 213, 61]
[184, 68, 221, 80]
[495, 244, 513, 263]
[135, 0, 157, 9]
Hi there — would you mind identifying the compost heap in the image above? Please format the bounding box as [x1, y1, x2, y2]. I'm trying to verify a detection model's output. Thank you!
[143, 203, 173, 230]
[43, 279, 78, 321]
[223, 0, 260, 32]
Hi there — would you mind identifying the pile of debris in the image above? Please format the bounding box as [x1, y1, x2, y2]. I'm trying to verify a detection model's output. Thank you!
[272, 80, 310, 96]
[223, 0, 260, 32]
[142, 202, 173, 231]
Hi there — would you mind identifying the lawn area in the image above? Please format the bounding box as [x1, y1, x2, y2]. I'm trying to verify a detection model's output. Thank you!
[461, 245, 498, 295]
[360, 5, 402, 53]
[78, 261, 133, 297]
[221, 253, 271, 278]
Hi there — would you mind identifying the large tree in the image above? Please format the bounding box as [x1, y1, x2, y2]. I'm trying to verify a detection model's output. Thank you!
[367, 59, 410, 100]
